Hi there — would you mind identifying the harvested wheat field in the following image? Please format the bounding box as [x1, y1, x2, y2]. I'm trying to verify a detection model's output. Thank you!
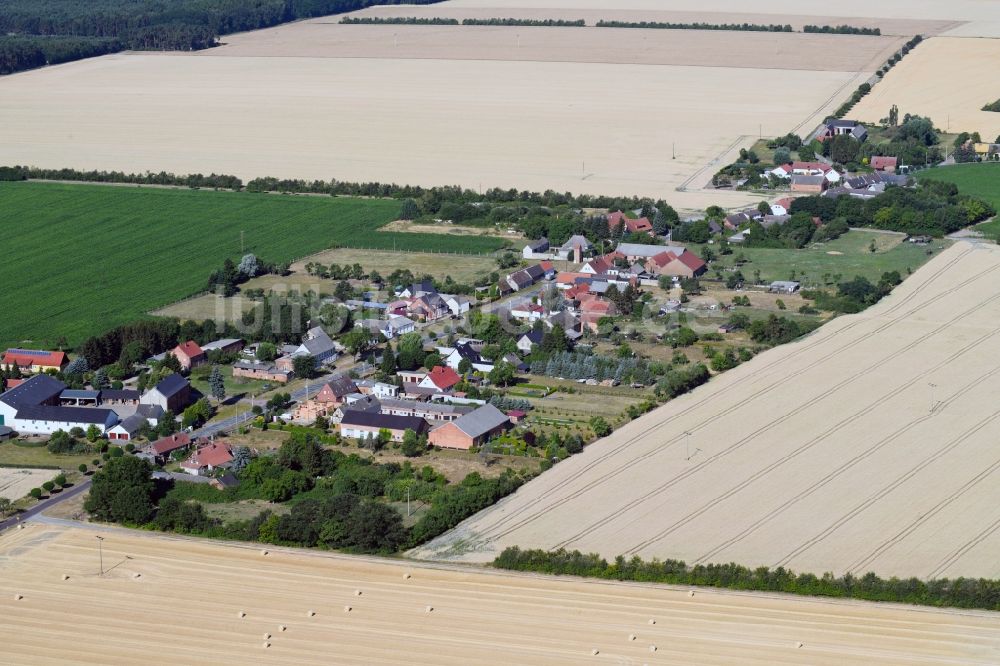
[1, 524, 999, 665]
[0, 3, 907, 212]
[853, 37, 1000, 140]
[415, 242, 1000, 581]
[0, 468, 54, 501]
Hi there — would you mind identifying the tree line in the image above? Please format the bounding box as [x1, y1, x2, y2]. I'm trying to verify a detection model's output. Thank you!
[595, 20, 792, 32]
[493, 547, 1000, 611]
[0, 0, 447, 74]
[803, 24, 881, 35]
[0, 164, 243, 190]
[834, 35, 923, 118]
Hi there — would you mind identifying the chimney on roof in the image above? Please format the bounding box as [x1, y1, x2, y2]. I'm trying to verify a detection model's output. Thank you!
[573, 244, 581, 264]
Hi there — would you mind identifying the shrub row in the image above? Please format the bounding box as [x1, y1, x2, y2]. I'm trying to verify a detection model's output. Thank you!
[493, 547, 1000, 611]
[833, 35, 922, 118]
[595, 20, 792, 32]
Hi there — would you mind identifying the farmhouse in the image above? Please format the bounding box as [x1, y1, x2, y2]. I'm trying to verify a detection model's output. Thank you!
[137, 433, 193, 465]
[0, 375, 118, 435]
[419, 366, 462, 393]
[443, 295, 471, 317]
[293, 326, 339, 367]
[106, 414, 147, 441]
[616, 243, 683, 262]
[1, 348, 68, 374]
[607, 211, 654, 236]
[397, 280, 436, 298]
[556, 235, 593, 262]
[516, 330, 544, 354]
[139, 374, 192, 413]
[356, 379, 399, 399]
[820, 119, 868, 142]
[232, 360, 292, 383]
[355, 316, 416, 339]
[180, 442, 234, 476]
[379, 398, 472, 423]
[201, 338, 244, 356]
[339, 410, 427, 442]
[427, 404, 511, 451]
[644, 250, 707, 279]
[522, 237, 550, 259]
[315, 375, 358, 407]
[870, 156, 898, 172]
[770, 162, 841, 184]
[172, 340, 206, 371]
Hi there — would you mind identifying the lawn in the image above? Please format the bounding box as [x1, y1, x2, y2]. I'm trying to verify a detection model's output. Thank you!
[695, 230, 949, 288]
[0, 182, 509, 349]
[916, 163, 1000, 239]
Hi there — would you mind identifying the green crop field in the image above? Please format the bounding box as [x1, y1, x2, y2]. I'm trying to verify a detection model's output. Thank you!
[916, 164, 1000, 238]
[692, 230, 950, 287]
[0, 182, 508, 349]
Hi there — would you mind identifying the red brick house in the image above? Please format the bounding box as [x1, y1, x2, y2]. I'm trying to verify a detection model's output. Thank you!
[428, 404, 511, 450]
[315, 375, 359, 407]
[137, 433, 193, 465]
[172, 341, 206, 371]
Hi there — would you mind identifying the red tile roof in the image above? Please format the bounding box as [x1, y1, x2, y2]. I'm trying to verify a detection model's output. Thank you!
[608, 210, 653, 234]
[174, 340, 204, 359]
[538, 260, 554, 273]
[2, 349, 67, 369]
[871, 156, 898, 170]
[183, 442, 233, 469]
[675, 251, 707, 273]
[427, 365, 461, 391]
[149, 432, 192, 455]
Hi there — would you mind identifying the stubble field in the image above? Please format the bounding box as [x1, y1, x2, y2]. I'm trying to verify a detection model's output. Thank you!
[0, 468, 55, 501]
[414, 242, 1000, 581]
[1, 524, 998, 665]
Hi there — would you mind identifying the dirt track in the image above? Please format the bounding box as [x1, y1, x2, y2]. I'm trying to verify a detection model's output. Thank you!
[414, 242, 1000, 580]
[1, 524, 998, 665]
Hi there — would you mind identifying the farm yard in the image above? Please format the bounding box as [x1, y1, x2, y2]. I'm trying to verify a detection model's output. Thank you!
[415, 242, 1000, 581]
[1, 524, 998, 665]
[0, 182, 505, 349]
[0, 1, 932, 211]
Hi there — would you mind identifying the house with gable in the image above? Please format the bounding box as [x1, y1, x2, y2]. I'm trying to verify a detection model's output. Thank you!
[172, 340, 206, 371]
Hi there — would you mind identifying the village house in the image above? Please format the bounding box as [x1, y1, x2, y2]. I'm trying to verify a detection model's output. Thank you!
[427, 404, 511, 450]
[331, 394, 381, 423]
[516, 329, 544, 355]
[870, 156, 898, 172]
[172, 340, 207, 371]
[0, 375, 118, 435]
[509, 300, 548, 323]
[315, 375, 359, 407]
[443, 295, 472, 317]
[397, 280, 436, 298]
[294, 326, 339, 367]
[140, 373, 192, 413]
[339, 410, 428, 442]
[408, 292, 450, 322]
[180, 442, 234, 476]
[819, 119, 868, 142]
[355, 315, 416, 340]
[356, 379, 399, 399]
[438, 342, 493, 373]
[544, 310, 583, 341]
[580, 298, 617, 333]
[418, 366, 462, 393]
[644, 250, 707, 279]
[1, 348, 69, 374]
[555, 235, 593, 262]
[607, 211, 654, 236]
[106, 414, 147, 441]
[232, 360, 293, 383]
[790, 175, 828, 194]
[770, 162, 841, 184]
[137, 432, 193, 465]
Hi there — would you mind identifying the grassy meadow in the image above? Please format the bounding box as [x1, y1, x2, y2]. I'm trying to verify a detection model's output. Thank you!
[0, 182, 508, 349]
[916, 163, 1000, 238]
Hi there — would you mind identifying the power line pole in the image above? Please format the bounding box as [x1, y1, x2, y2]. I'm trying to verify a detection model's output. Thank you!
[95, 536, 104, 576]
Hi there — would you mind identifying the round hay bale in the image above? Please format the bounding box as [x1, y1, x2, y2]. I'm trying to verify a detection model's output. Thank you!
[354, 589, 362, 596]
[14, 594, 23, 601]
[62, 574, 70, 581]
[133, 573, 142, 579]
[795, 641, 803, 649]
[238, 611, 246, 618]
[262, 642, 270, 649]
[261, 550, 269, 556]
[649, 645, 657, 653]
[648, 618, 656, 625]
[344, 605, 352, 612]
[688, 590, 695, 598]
[425, 605, 433, 613]
[628, 634, 636, 641]
[278, 625, 286, 632]
[18, 524, 24, 530]
[403, 573, 411, 580]
[591, 648, 599, 656]
[263, 633, 271, 640]
[307, 610, 316, 617]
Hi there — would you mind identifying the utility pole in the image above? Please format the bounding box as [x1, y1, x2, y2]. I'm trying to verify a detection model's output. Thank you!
[672, 142, 676, 160]
[95, 536, 104, 576]
[684, 430, 693, 461]
[406, 485, 411, 517]
[928, 383, 937, 413]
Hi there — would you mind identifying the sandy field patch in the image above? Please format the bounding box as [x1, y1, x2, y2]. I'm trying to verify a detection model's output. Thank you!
[0, 468, 55, 501]
[0, 52, 863, 211]
[1, 525, 998, 665]
[415, 242, 1000, 581]
[853, 37, 1000, 140]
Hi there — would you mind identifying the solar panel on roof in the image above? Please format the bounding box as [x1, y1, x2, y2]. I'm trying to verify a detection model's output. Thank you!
[8, 349, 54, 357]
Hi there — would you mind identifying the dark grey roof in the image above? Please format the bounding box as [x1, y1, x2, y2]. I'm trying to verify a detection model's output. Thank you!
[16, 404, 116, 425]
[324, 374, 358, 398]
[791, 175, 825, 185]
[113, 414, 147, 432]
[0, 374, 65, 409]
[520, 330, 544, 344]
[450, 404, 510, 438]
[100, 389, 141, 401]
[340, 410, 427, 432]
[153, 373, 189, 399]
[60, 389, 100, 400]
[524, 264, 545, 280]
[0, 426, 13, 437]
[136, 404, 165, 419]
[527, 237, 549, 251]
